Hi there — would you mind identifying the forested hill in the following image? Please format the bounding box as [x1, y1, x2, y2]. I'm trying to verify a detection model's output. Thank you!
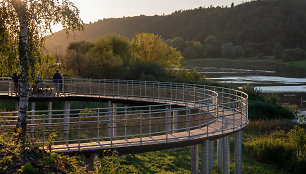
[46, 0, 306, 57]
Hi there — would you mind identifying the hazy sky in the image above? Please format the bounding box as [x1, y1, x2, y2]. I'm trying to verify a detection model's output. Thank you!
[71, 0, 250, 22]
[53, 0, 250, 31]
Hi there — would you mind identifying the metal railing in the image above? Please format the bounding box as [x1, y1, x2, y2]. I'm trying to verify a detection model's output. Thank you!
[0, 78, 248, 152]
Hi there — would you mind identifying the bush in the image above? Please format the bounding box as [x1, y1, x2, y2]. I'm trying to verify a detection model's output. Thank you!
[242, 85, 295, 120]
[0, 133, 87, 173]
[244, 126, 306, 174]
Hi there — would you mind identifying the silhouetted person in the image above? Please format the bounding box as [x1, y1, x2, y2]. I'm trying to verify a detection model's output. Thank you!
[12, 72, 20, 95]
[53, 70, 62, 96]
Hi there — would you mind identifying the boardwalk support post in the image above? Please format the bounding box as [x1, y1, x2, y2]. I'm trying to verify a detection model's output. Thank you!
[108, 101, 117, 139]
[191, 144, 199, 174]
[235, 131, 242, 174]
[210, 141, 215, 169]
[217, 138, 223, 169]
[202, 140, 210, 174]
[64, 101, 70, 146]
[223, 136, 230, 174]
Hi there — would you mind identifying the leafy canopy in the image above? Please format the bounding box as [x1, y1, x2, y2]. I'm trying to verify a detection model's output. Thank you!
[131, 33, 183, 69]
[0, 0, 83, 78]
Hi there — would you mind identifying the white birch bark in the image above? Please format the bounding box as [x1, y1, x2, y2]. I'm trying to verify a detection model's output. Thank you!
[12, 0, 29, 140]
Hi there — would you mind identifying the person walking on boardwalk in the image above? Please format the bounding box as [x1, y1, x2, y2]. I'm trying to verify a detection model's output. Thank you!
[53, 70, 62, 96]
[12, 72, 20, 94]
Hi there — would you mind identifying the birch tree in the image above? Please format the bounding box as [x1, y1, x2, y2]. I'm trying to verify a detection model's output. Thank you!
[0, 0, 83, 141]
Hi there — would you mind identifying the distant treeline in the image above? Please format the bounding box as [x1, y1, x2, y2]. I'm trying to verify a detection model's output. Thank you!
[47, 0, 306, 60]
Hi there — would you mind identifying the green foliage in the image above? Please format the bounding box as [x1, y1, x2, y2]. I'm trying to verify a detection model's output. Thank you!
[131, 33, 183, 68]
[66, 40, 94, 76]
[18, 162, 39, 174]
[47, 132, 57, 153]
[0, 0, 83, 79]
[83, 35, 128, 78]
[242, 85, 295, 120]
[244, 125, 306, 173]
[118, 151, 190, 174]
[95, 150, 124, 173]
[127, 60, 169, 81]
[288, 125, 306, 159]
[0, 133, 87, 173]
[64, 34, 183, 81]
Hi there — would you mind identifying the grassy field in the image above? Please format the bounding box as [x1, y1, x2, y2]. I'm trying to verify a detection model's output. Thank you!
[283, 59, 306, 72]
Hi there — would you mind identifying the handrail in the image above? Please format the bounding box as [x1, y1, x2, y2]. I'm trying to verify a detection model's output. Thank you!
[0, 78, 248, 152]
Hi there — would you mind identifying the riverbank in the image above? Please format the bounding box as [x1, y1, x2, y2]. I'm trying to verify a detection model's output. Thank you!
[184, 57, 306, 78]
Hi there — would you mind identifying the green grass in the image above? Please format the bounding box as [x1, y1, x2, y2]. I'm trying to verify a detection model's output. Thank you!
[283, 59, 306, 71]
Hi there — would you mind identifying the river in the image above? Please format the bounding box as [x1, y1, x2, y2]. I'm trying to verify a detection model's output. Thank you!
[185, 58, 306, 124]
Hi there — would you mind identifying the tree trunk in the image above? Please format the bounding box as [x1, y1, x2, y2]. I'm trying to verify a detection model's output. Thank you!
[12, 0, 29, 142]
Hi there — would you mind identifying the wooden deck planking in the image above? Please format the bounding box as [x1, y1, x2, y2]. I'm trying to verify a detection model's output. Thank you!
[0, 91, 247, 154]
[51, 110, 246, 153]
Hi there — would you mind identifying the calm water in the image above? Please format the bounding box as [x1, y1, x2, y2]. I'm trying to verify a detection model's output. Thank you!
[196, 67, 306, 123]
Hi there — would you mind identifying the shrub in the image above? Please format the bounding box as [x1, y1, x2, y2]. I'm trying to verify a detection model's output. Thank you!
[244, 126, 306, 173]
[242, 85, 295, 120]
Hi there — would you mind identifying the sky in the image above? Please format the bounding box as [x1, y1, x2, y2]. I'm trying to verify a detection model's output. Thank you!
[53, 0, 251, 31]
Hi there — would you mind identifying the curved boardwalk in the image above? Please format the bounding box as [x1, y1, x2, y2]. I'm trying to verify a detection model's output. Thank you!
[0, 78, 248, 154]
[0, 78, 248, 173]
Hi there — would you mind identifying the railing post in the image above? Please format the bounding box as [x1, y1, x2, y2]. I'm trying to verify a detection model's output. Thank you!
[140, 81, 142, 101]
[78, 113, 81, 151]
[42, 114, 45, 151]
[97, 108, 100, 142]
[175, 85, 178, 104]
[64, 101, 70, 147]
[118, 79, 120, 97]
[89, 78, 92, 95]
[103, 79, 106, 96]
[62, 76, 65, 95]
[140, 111, 143, 144]
[126, 80, 129, 100]
[124, 106, 127, 140]
[112, 80, 115, 99]
[98, 80, 101, 97]
[157, 82, 160, 100]
[188, 109, 191, 140]
[31, 102, 35, 140]
[207, 104, 209, 137]
[194, 84, 196, 107]
[131, 81, 134, 98]
[165, 106, 171, 143]
[152, 82, 155, 102]
[48, 102, 52, 125]
[170, 82, 173, 101]
[183, 83, 185, 103]
[149, 105, 152, 137]
[173, 110, 178, 135]
[145, 81, 147, 99]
